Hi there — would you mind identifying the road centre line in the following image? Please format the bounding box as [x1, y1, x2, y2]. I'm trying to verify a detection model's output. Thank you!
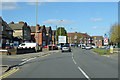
[78, 66, 91, 80]
[73, 59, 77, 64]
[72, 53, 91, 80]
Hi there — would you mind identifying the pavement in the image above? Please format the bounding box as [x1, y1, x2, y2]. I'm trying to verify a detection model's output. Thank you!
[1, 48, 119, 80]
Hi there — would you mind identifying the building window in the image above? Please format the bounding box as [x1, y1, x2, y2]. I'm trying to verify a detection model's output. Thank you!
[43, 33, 45, 37]
[43, 41, 46, 46]
[9, 31, 12, 34]
[49, 34, 51, 37]
[74, 36, 77, 39]
[6, 40, 9, 44]
[2, 25, 3, 31]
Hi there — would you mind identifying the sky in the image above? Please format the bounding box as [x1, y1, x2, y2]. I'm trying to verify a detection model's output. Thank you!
[1, 2, 118, 36]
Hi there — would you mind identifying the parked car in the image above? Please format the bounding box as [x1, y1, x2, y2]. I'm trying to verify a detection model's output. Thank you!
[5, 44, 13, 49]
[85, 46, 92, 50]
[61, 44, 71, 52]
[102, 46, 107, 49]
[82, 45, 86, 49]
[43, 46, 48, 48]
[91, 45, 96, 49]
[56, 44, 61, 49]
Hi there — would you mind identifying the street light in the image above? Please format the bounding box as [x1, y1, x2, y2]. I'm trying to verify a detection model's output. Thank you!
[57, 20, 64, 36]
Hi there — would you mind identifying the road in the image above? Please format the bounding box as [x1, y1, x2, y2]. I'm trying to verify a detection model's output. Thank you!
[3, 48, 118, 80]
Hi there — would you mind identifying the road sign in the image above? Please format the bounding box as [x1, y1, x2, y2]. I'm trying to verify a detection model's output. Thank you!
[58, 36, 66, 43]
[104, 38, 108, 45]
[104, 34, 108, 39]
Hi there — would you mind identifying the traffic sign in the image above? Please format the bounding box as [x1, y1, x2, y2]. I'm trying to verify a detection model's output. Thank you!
[104, 34, 108, 38]
[104, 38, 108, 45]
[104, 39, 108, 43]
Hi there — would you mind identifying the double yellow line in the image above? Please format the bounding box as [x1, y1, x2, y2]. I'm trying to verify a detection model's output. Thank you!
[0, 67, 19, 80]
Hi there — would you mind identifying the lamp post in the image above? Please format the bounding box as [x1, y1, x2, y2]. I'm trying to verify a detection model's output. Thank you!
[35, 0, 38, 51]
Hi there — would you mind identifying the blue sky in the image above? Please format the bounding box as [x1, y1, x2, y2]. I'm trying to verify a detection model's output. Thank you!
[1, 2, 118, 36]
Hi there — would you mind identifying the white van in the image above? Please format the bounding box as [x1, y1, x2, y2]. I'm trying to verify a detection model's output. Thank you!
[19, 43, 37, 49]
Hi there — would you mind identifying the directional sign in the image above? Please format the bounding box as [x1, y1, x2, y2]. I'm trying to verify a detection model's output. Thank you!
[104, 34, 108, 39]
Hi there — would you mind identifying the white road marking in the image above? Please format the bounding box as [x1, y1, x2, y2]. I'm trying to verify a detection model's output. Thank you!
[73, 59, 77, 64]
[72, 53, 91, 80]
[78, 66, 91, 80]
[19, 57, 36, 66]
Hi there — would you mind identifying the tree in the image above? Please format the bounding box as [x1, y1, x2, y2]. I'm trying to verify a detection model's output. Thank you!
[109, 24, 120, 47]
[56, 27, 67, 42]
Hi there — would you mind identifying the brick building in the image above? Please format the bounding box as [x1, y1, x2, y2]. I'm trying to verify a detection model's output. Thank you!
[67, 32, 92, 46]
[30, 25, 46, 46]
[91, 36, 104, 48]
[52, 30, 56, 45]
[46, 27, 52, 45]
[0, 17, 13, 48]
[9, 21, 31, 44]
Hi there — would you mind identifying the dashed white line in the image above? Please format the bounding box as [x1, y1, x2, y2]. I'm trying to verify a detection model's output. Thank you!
[72, 53, 91, 80]
[73, 59, 77, 64]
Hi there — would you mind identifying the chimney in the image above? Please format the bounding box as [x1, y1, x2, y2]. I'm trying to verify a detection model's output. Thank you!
[19, 21, 24, 24]
[85, 33, 87, 35]
[10, 21, 14, 24]
[37, 24, 39, 31]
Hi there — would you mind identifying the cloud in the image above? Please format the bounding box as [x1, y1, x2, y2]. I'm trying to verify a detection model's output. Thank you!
[1, 2, 18, 10]
[42, 19, 78, 26]
[91, 18, 103, 22]
[93, 26, 97, 30]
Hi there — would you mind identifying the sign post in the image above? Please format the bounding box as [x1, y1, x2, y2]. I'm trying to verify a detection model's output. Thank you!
[104, 34, 108, 46]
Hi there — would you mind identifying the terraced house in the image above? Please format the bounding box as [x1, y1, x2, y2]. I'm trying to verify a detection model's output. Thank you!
[46, 27, 53, 45]
[30, 25, 46, 46]
[8, 21, 31, 44]
[0, 17, 13, 49]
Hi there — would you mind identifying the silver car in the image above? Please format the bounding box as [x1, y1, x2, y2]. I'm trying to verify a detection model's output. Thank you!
[61, 45, 71, 52]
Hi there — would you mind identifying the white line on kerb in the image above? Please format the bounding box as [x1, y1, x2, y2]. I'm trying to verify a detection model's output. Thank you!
[78, 66, 91, 80]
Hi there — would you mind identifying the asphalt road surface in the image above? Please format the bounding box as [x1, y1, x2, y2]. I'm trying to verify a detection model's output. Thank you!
[4, 48, 118, 79]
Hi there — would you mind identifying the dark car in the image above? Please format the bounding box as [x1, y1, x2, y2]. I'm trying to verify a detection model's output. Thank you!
[5, 44, 13, 49]
[61, 44, 71, 52]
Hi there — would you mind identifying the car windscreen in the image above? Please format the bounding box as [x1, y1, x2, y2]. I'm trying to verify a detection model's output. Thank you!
[21, 44, 25, 46]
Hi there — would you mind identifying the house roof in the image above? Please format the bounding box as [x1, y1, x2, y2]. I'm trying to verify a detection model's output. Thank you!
[45, 27, 50, 34]
[52, 30, 56, 35]
[30, 26, 44, 33]
[0, 17, 13, 31]
[9, 23, 25, 30]
[67, 33, 90, 38]
[92, 36, 103, 40]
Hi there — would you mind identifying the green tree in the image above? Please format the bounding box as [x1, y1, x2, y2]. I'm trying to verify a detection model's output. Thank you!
[109, 24, 120, 47]
[56, 27, 67, 42]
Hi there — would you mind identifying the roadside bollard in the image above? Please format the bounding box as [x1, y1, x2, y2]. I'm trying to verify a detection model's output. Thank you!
[110, 45, 113, 53]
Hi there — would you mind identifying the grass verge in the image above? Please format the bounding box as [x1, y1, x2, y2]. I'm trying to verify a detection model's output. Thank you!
[91, 49, 113, 55]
